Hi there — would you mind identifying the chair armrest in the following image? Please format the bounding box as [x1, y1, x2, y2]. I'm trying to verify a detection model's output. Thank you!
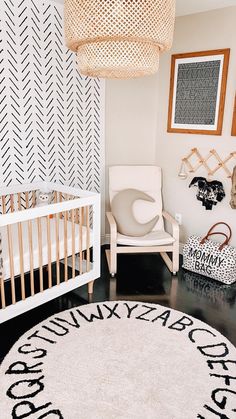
[162, 210, 179, 240]
[106, 212, 117, 239]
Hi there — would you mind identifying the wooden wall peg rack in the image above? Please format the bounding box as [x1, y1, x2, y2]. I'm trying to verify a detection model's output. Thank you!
[181, 148, 236, 178]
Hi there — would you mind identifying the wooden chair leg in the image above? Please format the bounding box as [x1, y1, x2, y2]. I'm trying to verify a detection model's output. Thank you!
[88, 280, 94, 294]
[106, 212, 118, 276]
[160, 251, 172, 272]
[105, 248, 117, 276]
[172, 241, 179, 275]
[160, 247, 179, 275]
[109, 230, 117, 276]
[110, 246, 117, 276]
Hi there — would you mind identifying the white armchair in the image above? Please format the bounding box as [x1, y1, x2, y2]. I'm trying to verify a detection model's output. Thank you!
[106, 165, 179, 276]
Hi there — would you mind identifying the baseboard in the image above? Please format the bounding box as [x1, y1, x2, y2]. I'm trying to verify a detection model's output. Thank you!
[102, 234, 185, 255]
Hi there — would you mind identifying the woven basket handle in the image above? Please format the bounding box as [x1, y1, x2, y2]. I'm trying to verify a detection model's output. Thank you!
[200, 227, 231, 250]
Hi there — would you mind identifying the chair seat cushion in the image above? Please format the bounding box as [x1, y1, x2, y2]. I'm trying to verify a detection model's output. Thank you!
[116, 230, 175, 246]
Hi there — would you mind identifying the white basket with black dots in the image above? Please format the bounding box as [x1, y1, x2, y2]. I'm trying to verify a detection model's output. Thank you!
[183, 222, 236, 284]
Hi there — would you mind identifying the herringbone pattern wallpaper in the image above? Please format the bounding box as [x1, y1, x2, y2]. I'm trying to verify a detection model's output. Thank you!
[0, 0, 104, 191]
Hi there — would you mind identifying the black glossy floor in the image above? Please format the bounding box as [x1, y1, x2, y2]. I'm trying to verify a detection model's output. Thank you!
[1, 246, 236, 362]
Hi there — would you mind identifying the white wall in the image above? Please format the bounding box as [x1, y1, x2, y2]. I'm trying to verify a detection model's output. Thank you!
[156, 6, 236, 246]
[105, 76, 158, 167]
[104, 6, 236, 245]
[104, 75, 159, 223]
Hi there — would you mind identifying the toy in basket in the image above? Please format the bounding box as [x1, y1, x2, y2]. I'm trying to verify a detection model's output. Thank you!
[183, 222, 236, 284]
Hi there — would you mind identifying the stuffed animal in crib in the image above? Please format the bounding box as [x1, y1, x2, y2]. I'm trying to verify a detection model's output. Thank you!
[36, 190, 53, 207]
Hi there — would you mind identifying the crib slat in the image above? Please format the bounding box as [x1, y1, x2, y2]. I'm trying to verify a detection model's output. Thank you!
[2, 196, 6, 214]
[59, 193, 63, 219]
[25, 191, 29, 209]
[32, 191, 36, 207]
[71, 208, 75, 278]
[18, 193, 21, 211]
[64, 210, 68, 282]
[37, 218, 43, 292]
[55, 213, 60, 285]
[0, 277, 6, 309]
[86, 206, 90, 272]
[2, 195, 16, 305]
[0, 211, 6, 307]
[75, 208, 79, 224]
[18, 222, 25, 300]
[79, 207, 83, 274]
[68, 195, 73, 222]
[47, 216, 52, 288]
[7, 225, 16, 304]
[10, 194, 14, 212]
[28, 220, 35, 296]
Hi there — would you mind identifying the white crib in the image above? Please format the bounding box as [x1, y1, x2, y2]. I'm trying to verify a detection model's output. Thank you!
[0, 182, 100, 323]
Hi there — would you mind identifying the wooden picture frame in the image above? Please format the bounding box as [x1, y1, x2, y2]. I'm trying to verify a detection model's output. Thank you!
[167, 49, 230, 135]
[232, 94, 236, 136]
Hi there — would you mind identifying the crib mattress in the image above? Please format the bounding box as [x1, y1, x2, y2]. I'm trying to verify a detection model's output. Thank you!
[1, 218, 93, 280]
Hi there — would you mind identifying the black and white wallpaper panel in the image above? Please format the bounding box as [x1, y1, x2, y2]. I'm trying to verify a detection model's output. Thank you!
[0, 0, 105, 191]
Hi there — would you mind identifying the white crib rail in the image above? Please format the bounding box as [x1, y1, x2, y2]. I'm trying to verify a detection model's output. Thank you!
[0, 195, 98, 227]
[0, 183, 100, 323]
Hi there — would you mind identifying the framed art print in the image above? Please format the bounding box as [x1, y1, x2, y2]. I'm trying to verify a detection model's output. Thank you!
[167, 49, 230, 135]
[232, 94, 236, 136]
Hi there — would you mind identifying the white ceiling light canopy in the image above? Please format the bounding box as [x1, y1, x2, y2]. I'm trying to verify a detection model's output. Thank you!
[64, 0, 176, 79]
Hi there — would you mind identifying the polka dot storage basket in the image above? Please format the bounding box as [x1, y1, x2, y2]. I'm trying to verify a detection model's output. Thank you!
[183, 222, 236, 284]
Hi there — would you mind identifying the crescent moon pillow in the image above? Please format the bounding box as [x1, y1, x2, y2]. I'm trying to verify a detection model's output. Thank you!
[111, 189, 159, 237]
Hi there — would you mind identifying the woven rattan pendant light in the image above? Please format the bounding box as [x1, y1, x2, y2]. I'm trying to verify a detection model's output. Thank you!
[64, 0, 175, 79]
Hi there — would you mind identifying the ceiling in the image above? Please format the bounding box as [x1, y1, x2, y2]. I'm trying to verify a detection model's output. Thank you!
[53, 0, 236, 16]
[176, 0, 236, 16]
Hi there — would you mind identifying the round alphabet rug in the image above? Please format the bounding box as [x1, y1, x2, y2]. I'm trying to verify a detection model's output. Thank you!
[1, 301, 236, 419]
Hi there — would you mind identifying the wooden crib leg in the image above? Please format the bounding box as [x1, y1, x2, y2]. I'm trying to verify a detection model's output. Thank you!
[0, 277, 6, 309]
[88, 280, 94, 294]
